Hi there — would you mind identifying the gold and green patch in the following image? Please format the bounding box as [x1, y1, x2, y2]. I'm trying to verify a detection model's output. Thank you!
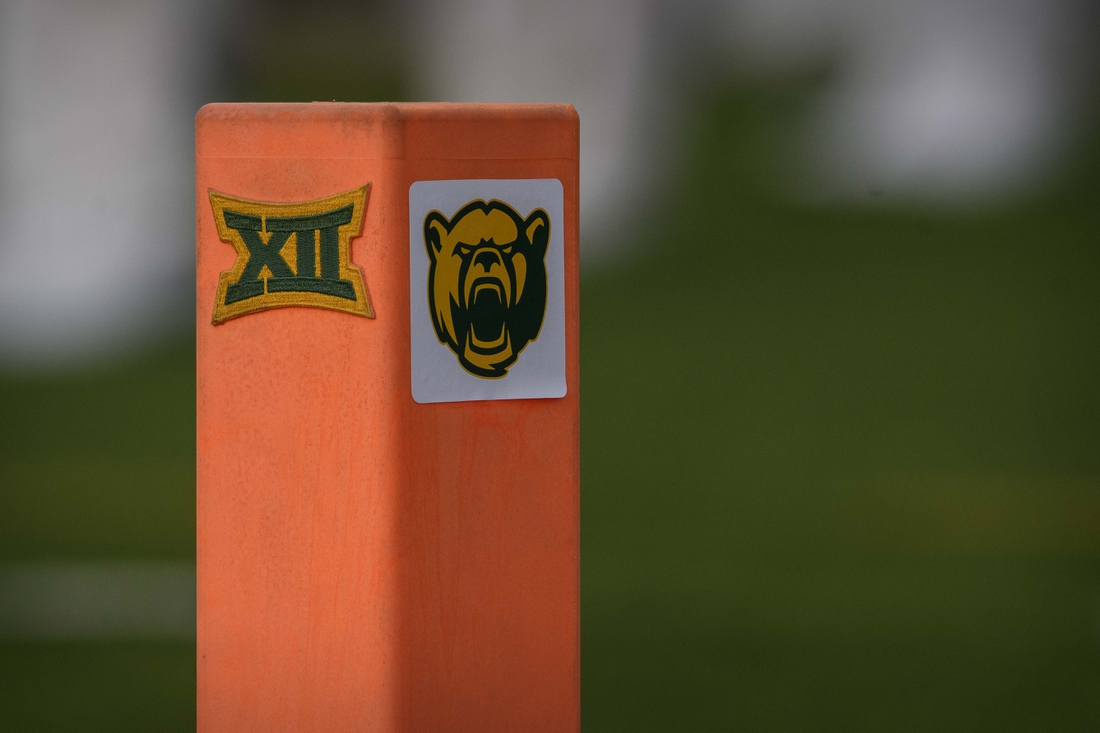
[208, 186, 373, 324]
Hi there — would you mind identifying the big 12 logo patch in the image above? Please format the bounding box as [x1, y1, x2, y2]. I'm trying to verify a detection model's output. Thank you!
[208, 186, 373, 324]
[424, 200, 549, 378]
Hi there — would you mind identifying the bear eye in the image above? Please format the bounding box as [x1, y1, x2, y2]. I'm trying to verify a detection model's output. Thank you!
[456, 244, 474, 256]
[502, 246, 513, 254]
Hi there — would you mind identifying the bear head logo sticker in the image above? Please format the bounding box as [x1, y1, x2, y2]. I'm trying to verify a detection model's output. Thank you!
[424, 200, 549, 379]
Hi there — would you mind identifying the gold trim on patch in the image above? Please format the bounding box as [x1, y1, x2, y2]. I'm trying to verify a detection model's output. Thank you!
[208, 185, 374, 324]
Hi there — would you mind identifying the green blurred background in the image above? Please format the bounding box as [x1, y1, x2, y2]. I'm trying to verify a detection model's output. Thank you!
[3, 7, 1100, 732]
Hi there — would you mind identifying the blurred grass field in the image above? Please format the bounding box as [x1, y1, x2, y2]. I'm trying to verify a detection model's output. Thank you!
[2, 84, 1100, 730]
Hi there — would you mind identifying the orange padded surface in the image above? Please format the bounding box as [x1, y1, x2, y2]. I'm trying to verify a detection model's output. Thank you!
[196, 103, 579, 733]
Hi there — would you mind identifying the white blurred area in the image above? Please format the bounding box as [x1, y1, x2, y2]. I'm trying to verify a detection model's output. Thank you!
[0, 0, 1094, 366]
[0, 562, 195, 639]
[725, 0, 1097, 202]
[0, 0, 209, 367]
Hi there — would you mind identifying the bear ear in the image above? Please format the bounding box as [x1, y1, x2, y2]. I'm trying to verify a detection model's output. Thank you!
[523, 210, 549, 252]
[424, 212, 448, 260]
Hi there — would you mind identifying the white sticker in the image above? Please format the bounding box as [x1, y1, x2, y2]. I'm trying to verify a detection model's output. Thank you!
[409, 179, 566, 404]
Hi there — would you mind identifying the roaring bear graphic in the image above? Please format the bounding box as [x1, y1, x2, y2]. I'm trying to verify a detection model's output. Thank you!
[424, 200, 549, 378]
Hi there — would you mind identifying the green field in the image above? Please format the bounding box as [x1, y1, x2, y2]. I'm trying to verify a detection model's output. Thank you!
[2, 86, 1099, 730]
